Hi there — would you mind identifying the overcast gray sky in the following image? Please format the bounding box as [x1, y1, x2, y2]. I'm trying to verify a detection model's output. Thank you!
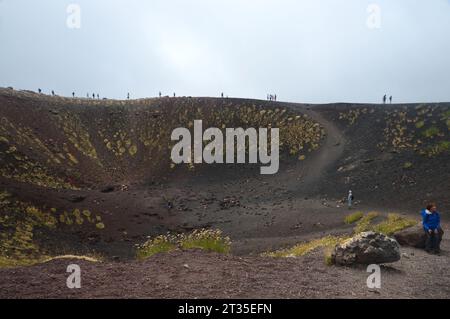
[0, 0, 449, 103]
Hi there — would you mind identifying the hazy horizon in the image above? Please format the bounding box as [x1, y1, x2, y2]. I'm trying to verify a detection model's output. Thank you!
[1, 0, 450, 103]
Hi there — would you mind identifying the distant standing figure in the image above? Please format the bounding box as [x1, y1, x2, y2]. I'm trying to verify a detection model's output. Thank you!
[421, 203, 444, 254]
[383, 94, 387, 104]
[274, 94, 277, 102]
[221, 92, 224, 98]
[173, 92, 176, 97]
[38, 88, 42, 94]
[52, 90, 55, 96]
[127, 93, 130, 100]
[159, 91, 162, 98]
[97, 94, 100, 99]
[389, 96, 392, 104]
[72, 92, 75, 98]
[347, 190, 354, 209]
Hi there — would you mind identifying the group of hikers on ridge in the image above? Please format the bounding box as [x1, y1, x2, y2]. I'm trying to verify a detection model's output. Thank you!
[37, 89, 394, 105]
[383, 94, 393, 104]
[348, 191, 444, 255]
[37, 89, 178, 100]
[37, 89, 281, 102]
[38, 89, 103, 99]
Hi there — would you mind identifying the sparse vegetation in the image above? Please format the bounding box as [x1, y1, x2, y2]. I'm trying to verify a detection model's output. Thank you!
[415, 120, 425, 129]
[422, 126, 440, 138]
[324, 247, 335, 266]
[95, 222, 105, 229]
[339, 108, 369, 125]
[403, 162, 413, 169]
[354, 212, 417, 235]
[422, 140, 450, 157]
[136, 235, 178, 260]
[0, 256, 42, 268]
[58, 112, 99, 161]
[136, 229, 231, 260]
[0, 190, 105, 264]
[354, 212, 379, 234]
[372, 213, 418, 235]
[380, 106, 449, 157]
[0, 254, 101, 268]
[263, 235, 347, 258]
[264, 210, 419, 265]
[344, 211, 364, 224]
[180, 229, 231, 253]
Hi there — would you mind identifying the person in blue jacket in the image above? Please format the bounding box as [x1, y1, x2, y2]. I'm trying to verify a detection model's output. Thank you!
[421, 203, 444, 254]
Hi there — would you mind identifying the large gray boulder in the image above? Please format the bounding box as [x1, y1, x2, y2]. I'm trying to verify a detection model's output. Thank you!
[393, 224, 426, 248]
[332, 232, 401, 266]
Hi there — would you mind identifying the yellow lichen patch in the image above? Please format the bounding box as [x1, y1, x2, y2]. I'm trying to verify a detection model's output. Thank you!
[0, 191, 11, 206]
[0, 116, 63, 165]
[25, 206, 57, 228]
[56, 209, 102, 227]
[57, 112, 99, 161]
[338, 108, 368, 125]
[0, 161, 76, 190]
[82, 210, 91, 217]
[128, 144, 138, 156]
[1, 199, 44, 261]
[66, 152, 79, 164]
[1, 193, 106, 265]
[0, 136, 9, 143]
[101, 129, 138, 158]
[73, 209, 84, 225]
[0, 120, 77, 189]
[379, 106, 450, 157]
[95, 222, 105, 229]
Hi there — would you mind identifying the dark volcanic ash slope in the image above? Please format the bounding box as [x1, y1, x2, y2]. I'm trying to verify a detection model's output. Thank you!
[0, 87, 449, 261]
[312, 103, 450, 212]
[0, 88, 325, 259]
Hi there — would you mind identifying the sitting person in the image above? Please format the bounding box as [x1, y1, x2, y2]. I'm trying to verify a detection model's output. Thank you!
[421, 203, 444, 254]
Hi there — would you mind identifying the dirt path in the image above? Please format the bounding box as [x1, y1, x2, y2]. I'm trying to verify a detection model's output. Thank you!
[295, 107, 346, 190]
[252, 105, 346, 197]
